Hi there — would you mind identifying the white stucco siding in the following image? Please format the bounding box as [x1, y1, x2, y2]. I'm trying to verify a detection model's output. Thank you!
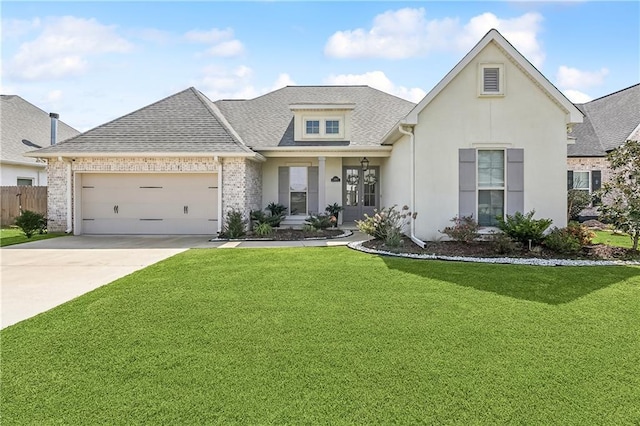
[413, 42, 569, 241]
[380, 135, 411, 211]
[1, 163, 47, 186]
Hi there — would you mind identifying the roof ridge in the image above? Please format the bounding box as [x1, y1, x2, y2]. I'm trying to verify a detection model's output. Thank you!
[580, 82, 640, 105]
[192, 89, 254, 154]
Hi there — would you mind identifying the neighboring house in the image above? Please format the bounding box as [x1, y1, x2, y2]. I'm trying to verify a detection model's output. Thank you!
[567, 84, 640, 219]
[27, 29, 582, 242]
[1, 95, 79, 186]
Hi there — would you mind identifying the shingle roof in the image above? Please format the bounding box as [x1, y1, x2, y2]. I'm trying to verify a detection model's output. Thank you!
[1, 95, 79, 164]
[215, 86, 416, 148]
[31, 88, 254, 156]
[569, 83, 640, 157]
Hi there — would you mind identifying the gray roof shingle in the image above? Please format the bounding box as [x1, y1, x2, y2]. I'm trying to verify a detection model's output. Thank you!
[215, 86, 416, 148]
[569, 83, 640, 157]
[31, 88, 253, 156]
[1, 95, 79, 164]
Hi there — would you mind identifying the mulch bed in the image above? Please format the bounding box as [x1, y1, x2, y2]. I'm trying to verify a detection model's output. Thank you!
[362, 237, 639, 261]
[221, 228, 345, 241]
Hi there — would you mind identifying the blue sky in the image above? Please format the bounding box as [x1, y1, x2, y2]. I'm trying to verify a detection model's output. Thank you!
[2, 1, 638, 131]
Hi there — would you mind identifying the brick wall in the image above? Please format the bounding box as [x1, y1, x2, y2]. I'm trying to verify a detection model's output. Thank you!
[567, 156, 612, 217]
[47, 156, 264, 234]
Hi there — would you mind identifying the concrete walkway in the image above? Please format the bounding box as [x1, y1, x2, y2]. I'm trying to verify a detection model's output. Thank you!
[1, 232, 368, 329]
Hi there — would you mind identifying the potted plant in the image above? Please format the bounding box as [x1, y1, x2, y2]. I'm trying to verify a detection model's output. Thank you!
[325, 203, 344, 227]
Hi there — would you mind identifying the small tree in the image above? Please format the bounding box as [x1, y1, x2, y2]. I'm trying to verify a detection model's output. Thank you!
[597, 139, 640, 250]
[14, 210, 46, 238]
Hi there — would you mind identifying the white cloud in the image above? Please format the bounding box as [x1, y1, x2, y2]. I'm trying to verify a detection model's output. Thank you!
[6, 16, 133, 81]
[47, 89, 63, 102]
[198, 67, 298, 101]
[184, 27, 244, 57]
[324, 71, 426, 103]
[556, 66, 609, 90]
[1, 17, 41, 38]
[271, 73, 296, 90]
[563, 89, 593, 104]
[325, 8, 545, 67]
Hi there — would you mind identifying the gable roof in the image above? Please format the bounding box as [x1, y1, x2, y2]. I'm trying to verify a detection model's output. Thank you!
[1, 95, 79, 166]
[402, 28, 583, 127]
[28, 88, 257, 158]
[568, 83, 640, 157]
[215, 86, 415, 149]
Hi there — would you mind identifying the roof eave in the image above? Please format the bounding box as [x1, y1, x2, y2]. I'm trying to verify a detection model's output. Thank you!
[23, 151, 263, 159]
[1, 159, 47, 168]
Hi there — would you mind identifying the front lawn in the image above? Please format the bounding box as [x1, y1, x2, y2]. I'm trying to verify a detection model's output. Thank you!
[2, 248, 639, 424]
[593, 229, 635, 249]
[0, 228, 65, 247]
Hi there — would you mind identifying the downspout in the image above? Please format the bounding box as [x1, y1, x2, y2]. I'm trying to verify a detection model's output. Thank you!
[398, 125, 425, 248]
[66, 159, 73, 233]
[216, 156, 223, 234]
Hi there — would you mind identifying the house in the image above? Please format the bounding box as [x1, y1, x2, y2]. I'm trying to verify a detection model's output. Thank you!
[27, 29, 582, 241]
[566, 84, 640, 220]
[1, 95, 79, 186]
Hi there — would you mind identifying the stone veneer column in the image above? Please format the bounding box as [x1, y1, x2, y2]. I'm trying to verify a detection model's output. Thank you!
[221, 158, 263, 220]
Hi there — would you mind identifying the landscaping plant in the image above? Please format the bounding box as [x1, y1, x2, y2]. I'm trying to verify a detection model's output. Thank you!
[440, 215, 480, 242]
[596, 139, 640, 250]
[305, 213, 333, 230]
[567, 189, 592, 221]
[221, 209, 246, 239]
[14, 210, 46, 238]
[496, 210, 552, 245]
[253, 222, 273, 237]
[543, 227, 584, 254]
[325, 203, 343, 227]
[356, 205, 416, 244]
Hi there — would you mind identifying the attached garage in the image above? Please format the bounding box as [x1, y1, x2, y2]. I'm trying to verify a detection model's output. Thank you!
[79, 173, 218, 235]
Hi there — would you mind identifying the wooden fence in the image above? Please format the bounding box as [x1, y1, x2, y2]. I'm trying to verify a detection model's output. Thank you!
[1, 186, 47, 227]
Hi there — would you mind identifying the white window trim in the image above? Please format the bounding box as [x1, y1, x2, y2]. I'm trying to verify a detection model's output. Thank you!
[571, 170, 591, 192]
[477, 149, 506, 227]
[478, 63, 505, 97]
[302, 116, 344, 139]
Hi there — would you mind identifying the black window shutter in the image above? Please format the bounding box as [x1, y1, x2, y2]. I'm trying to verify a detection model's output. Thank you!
[567, 171, 574, 190]
[591, 170, 601, 205]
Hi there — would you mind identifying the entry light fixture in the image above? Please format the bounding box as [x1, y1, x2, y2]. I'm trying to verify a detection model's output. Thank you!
[360, 157, 370, 171]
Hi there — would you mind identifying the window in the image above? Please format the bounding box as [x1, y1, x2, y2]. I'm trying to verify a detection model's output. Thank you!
[289, 166, 308, 215]
[325, 120, 340, 134]
[305, 120, 319, 135]
[479, 64, 504, 96]
[477, 150, 505, 226]
[572, 171, 590, 192]
[17, 178, 33, 186]
[568, 170, 601, 206]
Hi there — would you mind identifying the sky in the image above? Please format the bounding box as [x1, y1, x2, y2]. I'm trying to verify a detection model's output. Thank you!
[2, 1, 639, 132]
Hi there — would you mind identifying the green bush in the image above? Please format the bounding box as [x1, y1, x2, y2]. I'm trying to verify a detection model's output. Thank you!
[251, 205, 285, 228]
[253, 222, 273, 237]
[440, 215, 480, 243]
[356, 205, 416, 241]
[496, 210, 552, 245]
[567, 189, 592, 221]
[384, 228, 403, 249]
[305, 213, 333, 230]
[221, 209, 246, 239]
[565, 221, 595, 245]
[325, 203, 343, 227]
[15, 210, 46, 238]
[488, 232, 520, 255]
[544, 228, 583, 254]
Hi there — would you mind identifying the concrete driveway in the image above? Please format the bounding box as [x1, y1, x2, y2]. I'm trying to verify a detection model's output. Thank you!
[1, 235, 213, 329]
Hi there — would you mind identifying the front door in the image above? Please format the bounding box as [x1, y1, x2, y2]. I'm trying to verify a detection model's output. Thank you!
[343, 166, 379, 222]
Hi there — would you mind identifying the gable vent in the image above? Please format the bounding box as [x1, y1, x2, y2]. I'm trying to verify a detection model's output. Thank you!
[483, 68, 500, 92]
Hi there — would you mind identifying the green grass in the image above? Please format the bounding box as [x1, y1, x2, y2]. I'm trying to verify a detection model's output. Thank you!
[0, 228, 65, 247]
[2, 248, 639, 424]
[593, 229, 635, 249]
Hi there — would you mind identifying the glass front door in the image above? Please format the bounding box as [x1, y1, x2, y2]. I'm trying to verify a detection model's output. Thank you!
[343, 166, 379, 222]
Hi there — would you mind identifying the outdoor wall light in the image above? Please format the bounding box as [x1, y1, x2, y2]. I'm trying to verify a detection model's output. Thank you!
[360, 157, 370, 171]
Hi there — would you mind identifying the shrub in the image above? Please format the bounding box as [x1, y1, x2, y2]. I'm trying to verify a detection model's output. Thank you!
[251, 205, 285, 228]
[356, 205, 416, 241]
[305, 213, 333, 230]
[15, 210, 46, 238]
[440, 215, 480, 243]
[496, 210, 552, 245]
[565, 221, 595, 245]
[488, 231, 520, 255]
[325, 203, 343, 227]
[544, 228, 583, 254]
[253, 222, 273, 237]
[567, 189, 592, 221]
[301, 224, 317, 233]
[385, 228, 403, 249]
[221, 209, 246, 239]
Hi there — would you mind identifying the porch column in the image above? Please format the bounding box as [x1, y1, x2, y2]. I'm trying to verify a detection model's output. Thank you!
[318, 156, 326, 212]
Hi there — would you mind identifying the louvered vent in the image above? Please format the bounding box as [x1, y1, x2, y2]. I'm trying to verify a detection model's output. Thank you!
[483, 67, 500, 92]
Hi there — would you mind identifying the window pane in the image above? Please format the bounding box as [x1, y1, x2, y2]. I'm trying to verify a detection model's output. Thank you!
[478, 150, 504, 187]
[363, 169, 377, 207]
[326, 120, 339, 134]
[345, 169, 359, 206]
[478, 190, 504, 226]
[306, 120, 319, 134]
[290, 192, 307, 215]
[17, 178, 33, 186]
[289, 167, 307, 191]
[573, 171, 589, 190]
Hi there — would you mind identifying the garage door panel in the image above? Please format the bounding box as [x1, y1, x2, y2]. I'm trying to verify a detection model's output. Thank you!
[80, 173, 218, 235]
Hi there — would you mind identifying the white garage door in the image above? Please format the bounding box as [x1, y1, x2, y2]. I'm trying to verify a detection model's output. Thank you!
[80, 173, 218, 235]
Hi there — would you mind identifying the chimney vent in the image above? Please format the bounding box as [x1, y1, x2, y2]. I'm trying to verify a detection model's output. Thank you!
[49, 112, 59, 145]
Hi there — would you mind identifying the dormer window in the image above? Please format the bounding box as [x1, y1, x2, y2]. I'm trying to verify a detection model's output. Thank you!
[325, 120, 340, 134]
[306, 120, 320, 134]
[479, 63, 505, 96]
